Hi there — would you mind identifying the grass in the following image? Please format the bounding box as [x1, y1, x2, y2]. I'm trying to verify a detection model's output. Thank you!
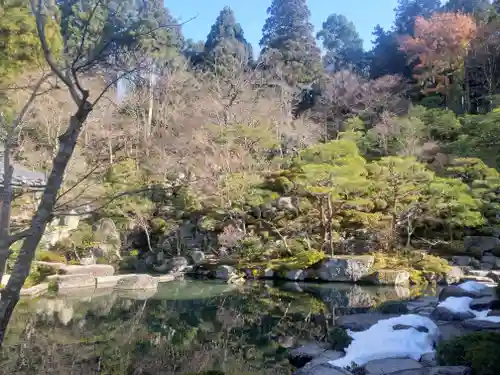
[23, 264, 57, 288]
[35, 250, 66, 263]
[237, 249, 326, 272]
[371, 250, 451, 284]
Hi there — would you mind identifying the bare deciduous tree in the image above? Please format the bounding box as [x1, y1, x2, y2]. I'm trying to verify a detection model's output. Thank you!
[0, 0, 185, 343]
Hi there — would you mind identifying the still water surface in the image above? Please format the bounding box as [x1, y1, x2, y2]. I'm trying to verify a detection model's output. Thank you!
[1, 280, 428, 375]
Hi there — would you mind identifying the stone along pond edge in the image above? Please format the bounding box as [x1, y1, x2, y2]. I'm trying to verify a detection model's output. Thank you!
[289, 280, 500, 375]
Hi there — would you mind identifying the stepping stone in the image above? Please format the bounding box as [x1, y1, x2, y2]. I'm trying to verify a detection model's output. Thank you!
[288, 342, 330, 367]
[420, 352, 437, 367]
[364, 358, 423, 374]
[305, 350, 345, 368]
[336, 313, 400, 331]
[426, 366, 471, 374]
[469, 295, 496, 310]
[294, 363, 353, 375]
[462, 319, 500, 330]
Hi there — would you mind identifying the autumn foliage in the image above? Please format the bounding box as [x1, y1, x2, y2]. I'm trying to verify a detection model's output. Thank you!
[399, 12, 477, 94]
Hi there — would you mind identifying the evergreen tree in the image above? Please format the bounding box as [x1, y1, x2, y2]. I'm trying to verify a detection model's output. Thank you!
[57, 0, 183, 70]
[204, 7, 253, 71]
[368, 25, 411, 79]
[394, 0, 442, 35]
[183, 38, 205, 66]
[443, 0, 491, 14]
[317, 13, 365, 73]
[259, 0, 322, 86]
[0, 0, 62, 80]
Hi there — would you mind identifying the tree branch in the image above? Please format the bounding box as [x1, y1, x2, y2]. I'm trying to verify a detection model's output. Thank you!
[31, 0, 84, 106]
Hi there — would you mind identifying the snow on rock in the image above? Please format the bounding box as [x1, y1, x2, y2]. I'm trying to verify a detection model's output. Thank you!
[472, 310, 500, 322]
[329, 314, 439, 368]
[458, 281, 488, 293]
[436, 295, 500, 321]
[438, 297, 473, 314]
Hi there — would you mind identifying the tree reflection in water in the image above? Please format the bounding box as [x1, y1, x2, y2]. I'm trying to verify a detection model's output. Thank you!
[0, 280, 420, 375]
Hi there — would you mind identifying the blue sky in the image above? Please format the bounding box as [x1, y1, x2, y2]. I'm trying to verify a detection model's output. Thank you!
[167, 0, 399, 52]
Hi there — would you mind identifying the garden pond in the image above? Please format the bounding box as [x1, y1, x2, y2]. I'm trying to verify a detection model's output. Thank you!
[0, 280, 435, 375]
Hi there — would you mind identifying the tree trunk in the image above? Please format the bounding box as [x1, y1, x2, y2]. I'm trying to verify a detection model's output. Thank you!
[0, 103, 91, 345]
[0, 150, 14, 283]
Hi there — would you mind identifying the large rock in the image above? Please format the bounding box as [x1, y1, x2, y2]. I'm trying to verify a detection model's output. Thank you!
[304, 351, 345, 369]
[420, 352, 437, 367]
[58, 264, 115, 277]
[294, 363, 353, 375]
[363, 358, 423, 374]
[115, 274, 158, 290]
[91, 218, 121, 259]
[191, 250, 205, 264]
[288, 342, 330, 367]
[438, 267, 464, 285]
[168, 256, 189, 273]
[427, 366, 471, 374]
[47, 274, 96, 291]
[317, 256, 374, 282]
[452, 256, 473, 267]
[438, 286, 481, 301]
[336, 313, 400, 331]
[365, 269, 410, 285]
[461, 318, 500, 330]
[96, 275, 126, 288]
[431, 306, 475, 321]
[481, 255, 500, 268]
[215, 265, 238, 280]
[469, 295, 497, 310]
[464, 236, 500, 256]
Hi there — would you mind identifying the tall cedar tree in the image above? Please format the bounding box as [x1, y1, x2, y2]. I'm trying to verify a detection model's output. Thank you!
[259, 0, 322, 86]
[204, 7, 253, 71]
[443, 0, 492, 14]
[394, 0, 442, 35]
[368, 26, 411, 79]
[317, 13, 365, 74]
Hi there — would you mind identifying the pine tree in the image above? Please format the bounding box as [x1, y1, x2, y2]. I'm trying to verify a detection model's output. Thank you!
[317, 13, 365, 73]
[259, 0, 322, 86]
[204, 7, 252, 71]
[0, 0, 62, 80]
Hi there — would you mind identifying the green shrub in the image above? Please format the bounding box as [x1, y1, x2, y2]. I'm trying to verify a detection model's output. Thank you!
[35, 250, 66, 263]
[48, 280, 59, 293]
[376, 300, 409, 314]
[328, 327, 352, 351]
[24, 264, 57, 288]
[119, 256, 138, 271]
[436, 332, 500, 375]
[150, 217, 168, 234]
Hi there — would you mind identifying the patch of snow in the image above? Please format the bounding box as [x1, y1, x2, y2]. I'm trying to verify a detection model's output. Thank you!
[329, 314, 439, 368]
[438, 296, 493, 319]
[438, 296, 473, 314]
[472, 310, 500, 322]
[474, 309, 490, 319]
[458, 281, 487, 293]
